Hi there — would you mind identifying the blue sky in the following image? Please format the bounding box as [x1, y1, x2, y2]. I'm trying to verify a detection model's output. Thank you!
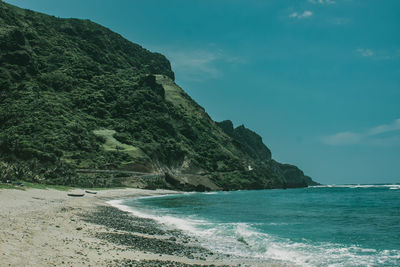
[5, 0, 400, 184]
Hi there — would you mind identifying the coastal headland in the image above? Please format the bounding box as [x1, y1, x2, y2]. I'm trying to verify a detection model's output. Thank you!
[0, 1, 317, 191]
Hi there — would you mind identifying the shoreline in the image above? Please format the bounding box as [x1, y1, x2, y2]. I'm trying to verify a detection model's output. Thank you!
[0, 187, 288, 266]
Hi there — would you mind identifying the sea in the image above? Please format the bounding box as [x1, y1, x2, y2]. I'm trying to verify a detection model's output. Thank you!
[109, 185, 400, 266]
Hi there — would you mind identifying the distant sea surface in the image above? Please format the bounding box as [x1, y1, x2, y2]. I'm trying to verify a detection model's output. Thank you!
[110, 185, 400, 266]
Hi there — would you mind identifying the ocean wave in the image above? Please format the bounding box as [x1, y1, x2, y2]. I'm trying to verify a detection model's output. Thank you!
[207, 223, 400, 266]
[213, 223, 399, 266]
[310, 184, 400, 189]
[107, 198, 400, 267]
[107, 199, 208, 233]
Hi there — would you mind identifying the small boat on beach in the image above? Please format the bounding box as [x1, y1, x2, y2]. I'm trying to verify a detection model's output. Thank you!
[67, 193, 85, 197]
[85, 190, 97, 194]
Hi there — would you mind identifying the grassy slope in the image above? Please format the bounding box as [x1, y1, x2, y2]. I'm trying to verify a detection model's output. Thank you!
[92, 129, 148, 160]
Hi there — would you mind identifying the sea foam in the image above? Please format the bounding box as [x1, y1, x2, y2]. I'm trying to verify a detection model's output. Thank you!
[107, 188, 400, 267]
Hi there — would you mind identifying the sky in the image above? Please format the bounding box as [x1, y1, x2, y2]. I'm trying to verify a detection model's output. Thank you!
[5, 0, 400, 184]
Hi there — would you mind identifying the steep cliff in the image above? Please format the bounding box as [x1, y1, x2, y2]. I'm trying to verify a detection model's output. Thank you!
[0, 1, 317, 189]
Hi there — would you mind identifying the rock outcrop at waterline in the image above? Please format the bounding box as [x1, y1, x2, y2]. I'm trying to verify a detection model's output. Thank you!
[0, 1, 318, 190]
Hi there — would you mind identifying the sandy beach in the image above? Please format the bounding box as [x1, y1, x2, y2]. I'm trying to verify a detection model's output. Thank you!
[0, 187, 286, 267]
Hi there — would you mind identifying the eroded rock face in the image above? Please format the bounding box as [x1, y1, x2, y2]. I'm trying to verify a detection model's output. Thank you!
[214, 121, 317, 189]
[216, 120, 272, 161]
[276, 163, 307, 188]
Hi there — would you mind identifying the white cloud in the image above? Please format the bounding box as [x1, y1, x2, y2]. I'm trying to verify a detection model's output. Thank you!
[322, 118, 400, 146]
[308, 0, 336, 5]
[289, 11, 313, 19]
[375, 49, 400, 61]
[356, 48, 374, 57]
[368, 119, 400, 135]
[322, 132, 361, 145]
[355, 48, 400, 60]
[168, 50, 221, 78]
[150, 46, 243, 82]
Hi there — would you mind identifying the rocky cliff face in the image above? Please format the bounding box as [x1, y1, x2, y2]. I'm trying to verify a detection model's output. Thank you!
[0, 1, 317, 189]
[216, 120, 272, 161]
[215, 121, 318, 189]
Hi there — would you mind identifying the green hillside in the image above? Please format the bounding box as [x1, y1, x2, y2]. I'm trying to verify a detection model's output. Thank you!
[0, 1, 317, 189]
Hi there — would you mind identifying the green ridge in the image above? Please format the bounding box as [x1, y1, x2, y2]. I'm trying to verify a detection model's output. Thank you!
[0, 1, 317, 189]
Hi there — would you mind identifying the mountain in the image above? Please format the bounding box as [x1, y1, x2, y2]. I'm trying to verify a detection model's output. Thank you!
[0, 1, 318, 190]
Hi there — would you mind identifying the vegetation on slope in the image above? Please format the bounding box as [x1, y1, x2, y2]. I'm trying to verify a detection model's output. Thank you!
[0, 1, 316, 189]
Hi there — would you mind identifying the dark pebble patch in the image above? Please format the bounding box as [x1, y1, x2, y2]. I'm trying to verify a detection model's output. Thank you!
[81, 206, 167, 236]
[97, 232, 209, 258]
[109, 259, 230, 267]
[81, 205, 218, 259]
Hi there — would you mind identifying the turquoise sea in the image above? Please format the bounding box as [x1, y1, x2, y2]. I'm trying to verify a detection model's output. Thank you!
[110, 185, 400, 266]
